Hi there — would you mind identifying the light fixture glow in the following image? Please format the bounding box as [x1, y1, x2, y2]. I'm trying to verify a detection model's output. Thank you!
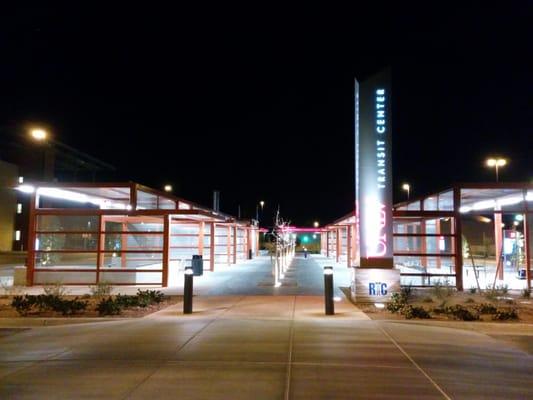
[16, 184, 35, 193]
[313, 221, 319, 228]
[30, 129, 47, 141]
[164, 184, 172, 192]
[374, 303, 385, 309]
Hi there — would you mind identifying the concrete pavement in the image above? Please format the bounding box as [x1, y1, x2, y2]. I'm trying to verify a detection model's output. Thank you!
[0, 295, 532, 399]
[0, 255, 532, 399]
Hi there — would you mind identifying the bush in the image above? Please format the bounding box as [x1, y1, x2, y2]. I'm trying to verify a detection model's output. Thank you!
[475, 303, 498, 314]
[137, 289, 165, 305]
[89, 281, 113, 298]
[43, 282, 69, 297]
[402, 305, 431, 319]
[469, 287, 477, 294]
[53, 297, 88, 316]
[443, 305, 479, 321]
[496, 284, 509, 295]
[521, 288, 531, 299]
[400, 285, 413, 302]
[484, 286, 499, 301]
[422, 296, 433, 303]
[97, 297, 123, 316]
[11, 295, 35, 316]
[115, 294, 140, 308]
[431, 280, 454, 300]
[11, 294, 87, 316]
[386, 292, 407, 313]
[492, 308, 518, 321]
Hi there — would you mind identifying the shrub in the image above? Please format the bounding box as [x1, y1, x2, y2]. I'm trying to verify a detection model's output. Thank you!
[496, 284, 509, 295]
[11, 294, 87, 316]
[54, 297, 88, 316]
[43, 282, 69, 297]
[431, 279, 454, 300]
[137, 289, 165, 305]
[400, 285, 413, 302]
[492, 308, 518, 321]
[475, 303, 497, 314]
[422, 296, 433, 303]
[521, 288, 531, 299]
[484, 286, 499, 301]
[444, 305, 479, 321]
[97, 297, 123, 316]
[89, 281, 113, 298]
[386, 293, 407, 313]
[469, 287, 477, 294]
[11, 295, 35, 316]
[402, 305, 431, 319]
[115, 294, 140, 308]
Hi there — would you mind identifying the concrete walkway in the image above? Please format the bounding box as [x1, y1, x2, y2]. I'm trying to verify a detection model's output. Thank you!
[0, 295, 532, 399]
[1, 255, 532, 398]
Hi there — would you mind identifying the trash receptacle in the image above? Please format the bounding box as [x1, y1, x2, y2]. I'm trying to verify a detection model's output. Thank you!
[192, 255, 203, 276]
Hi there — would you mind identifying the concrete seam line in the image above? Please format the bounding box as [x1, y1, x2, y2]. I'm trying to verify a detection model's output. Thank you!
[122, 296, 245, 400]
[284, 296, 297, 400]
[379, 326, 452, 400]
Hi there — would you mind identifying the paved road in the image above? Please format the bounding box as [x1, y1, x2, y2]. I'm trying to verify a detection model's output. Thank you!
[0, 255, 532, 399]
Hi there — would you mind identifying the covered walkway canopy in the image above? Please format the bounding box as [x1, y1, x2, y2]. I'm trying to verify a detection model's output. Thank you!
[19, 182, 258, 286]
[322, 183, 533, 291]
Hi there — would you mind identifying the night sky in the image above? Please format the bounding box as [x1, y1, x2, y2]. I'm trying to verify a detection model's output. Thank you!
[1, 3, 531, 226]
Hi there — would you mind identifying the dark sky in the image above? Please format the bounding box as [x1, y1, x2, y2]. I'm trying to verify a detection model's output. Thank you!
[1, 3, 531, 225]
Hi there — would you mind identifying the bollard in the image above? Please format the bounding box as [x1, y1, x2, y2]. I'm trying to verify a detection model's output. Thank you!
[323, 266, 334, 315]
[183, 267, 193, 314]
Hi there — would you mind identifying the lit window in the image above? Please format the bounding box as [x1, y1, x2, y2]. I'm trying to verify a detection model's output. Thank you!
[18, 176, 24, 184]
[17, 203, 22, 214]
[15, 230, 21, 241]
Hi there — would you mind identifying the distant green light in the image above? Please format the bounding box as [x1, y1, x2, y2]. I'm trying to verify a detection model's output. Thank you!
[302, 235, 309, 243]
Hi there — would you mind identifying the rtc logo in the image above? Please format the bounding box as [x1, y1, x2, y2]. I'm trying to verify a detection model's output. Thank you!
[368, 282, 388, 296]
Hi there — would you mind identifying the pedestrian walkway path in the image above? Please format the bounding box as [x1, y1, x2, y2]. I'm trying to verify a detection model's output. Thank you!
[184, 254, 351, 297]
[0, 295, 531, 399]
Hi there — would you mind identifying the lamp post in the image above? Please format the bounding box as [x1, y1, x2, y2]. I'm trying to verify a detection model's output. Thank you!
[29, 128, 54, 181]
[485, 158, 507, 182]
[402, 183, 410, 200]
[256, 201, 265, 222]
[313, 221, 319, 228]
[164, 184, 172, 192]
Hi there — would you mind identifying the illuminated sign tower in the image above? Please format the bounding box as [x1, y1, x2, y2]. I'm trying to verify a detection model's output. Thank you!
[353, 68, 399, 302]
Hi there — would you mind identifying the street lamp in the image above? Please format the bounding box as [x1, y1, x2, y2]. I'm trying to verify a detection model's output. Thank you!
[260, 200, 265, 210]
[402, 183, 410, 200]
[313, 221, 319, 228]
[164, 184, 172, 192]
[485, 158, 507, 182]
[30, 128, 48, 141]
